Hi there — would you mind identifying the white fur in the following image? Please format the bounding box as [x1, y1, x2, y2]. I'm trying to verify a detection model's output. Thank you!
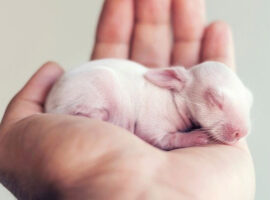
[45, 59, 253, 150]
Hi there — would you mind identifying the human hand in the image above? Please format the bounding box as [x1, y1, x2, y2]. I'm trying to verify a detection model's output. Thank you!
[91, 0, 254, 199]
[0, 0, 255, 200]
[0, 63, 164, 199]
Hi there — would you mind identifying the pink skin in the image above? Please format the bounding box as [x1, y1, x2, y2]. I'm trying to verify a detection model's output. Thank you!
[45, 59, 253, 150]
[186, 62, 253, 144]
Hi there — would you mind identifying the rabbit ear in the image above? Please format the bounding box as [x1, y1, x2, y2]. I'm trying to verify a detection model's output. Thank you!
[205, 88, 225, 110]
[144, 67, 190, 92]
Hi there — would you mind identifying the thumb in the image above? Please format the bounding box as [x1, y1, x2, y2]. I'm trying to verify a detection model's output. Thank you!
[1, 62, 64, 126]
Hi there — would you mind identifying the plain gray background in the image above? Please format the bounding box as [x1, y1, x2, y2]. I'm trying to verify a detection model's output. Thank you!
[0, 0, 269, 199]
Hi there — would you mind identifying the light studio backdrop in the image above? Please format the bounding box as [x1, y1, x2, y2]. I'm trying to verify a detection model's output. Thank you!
[0, 0, 269, 199]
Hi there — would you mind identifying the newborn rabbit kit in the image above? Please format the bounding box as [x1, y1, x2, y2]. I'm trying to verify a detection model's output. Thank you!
[45, 59, 253, 150]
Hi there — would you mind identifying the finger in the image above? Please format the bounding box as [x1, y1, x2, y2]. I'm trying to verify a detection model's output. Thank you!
[91, 0, 134, 59]
[1, 62, 64, 126]
[172, 0, 206, 67]
[130, 0, 172, 68]
[201, 21, 235, 69]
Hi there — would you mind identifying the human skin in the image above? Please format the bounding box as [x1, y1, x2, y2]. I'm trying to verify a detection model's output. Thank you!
[0, 0, 255, 200]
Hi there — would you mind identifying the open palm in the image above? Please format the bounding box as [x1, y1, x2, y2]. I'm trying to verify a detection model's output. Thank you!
[0, 0, 254, 199]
